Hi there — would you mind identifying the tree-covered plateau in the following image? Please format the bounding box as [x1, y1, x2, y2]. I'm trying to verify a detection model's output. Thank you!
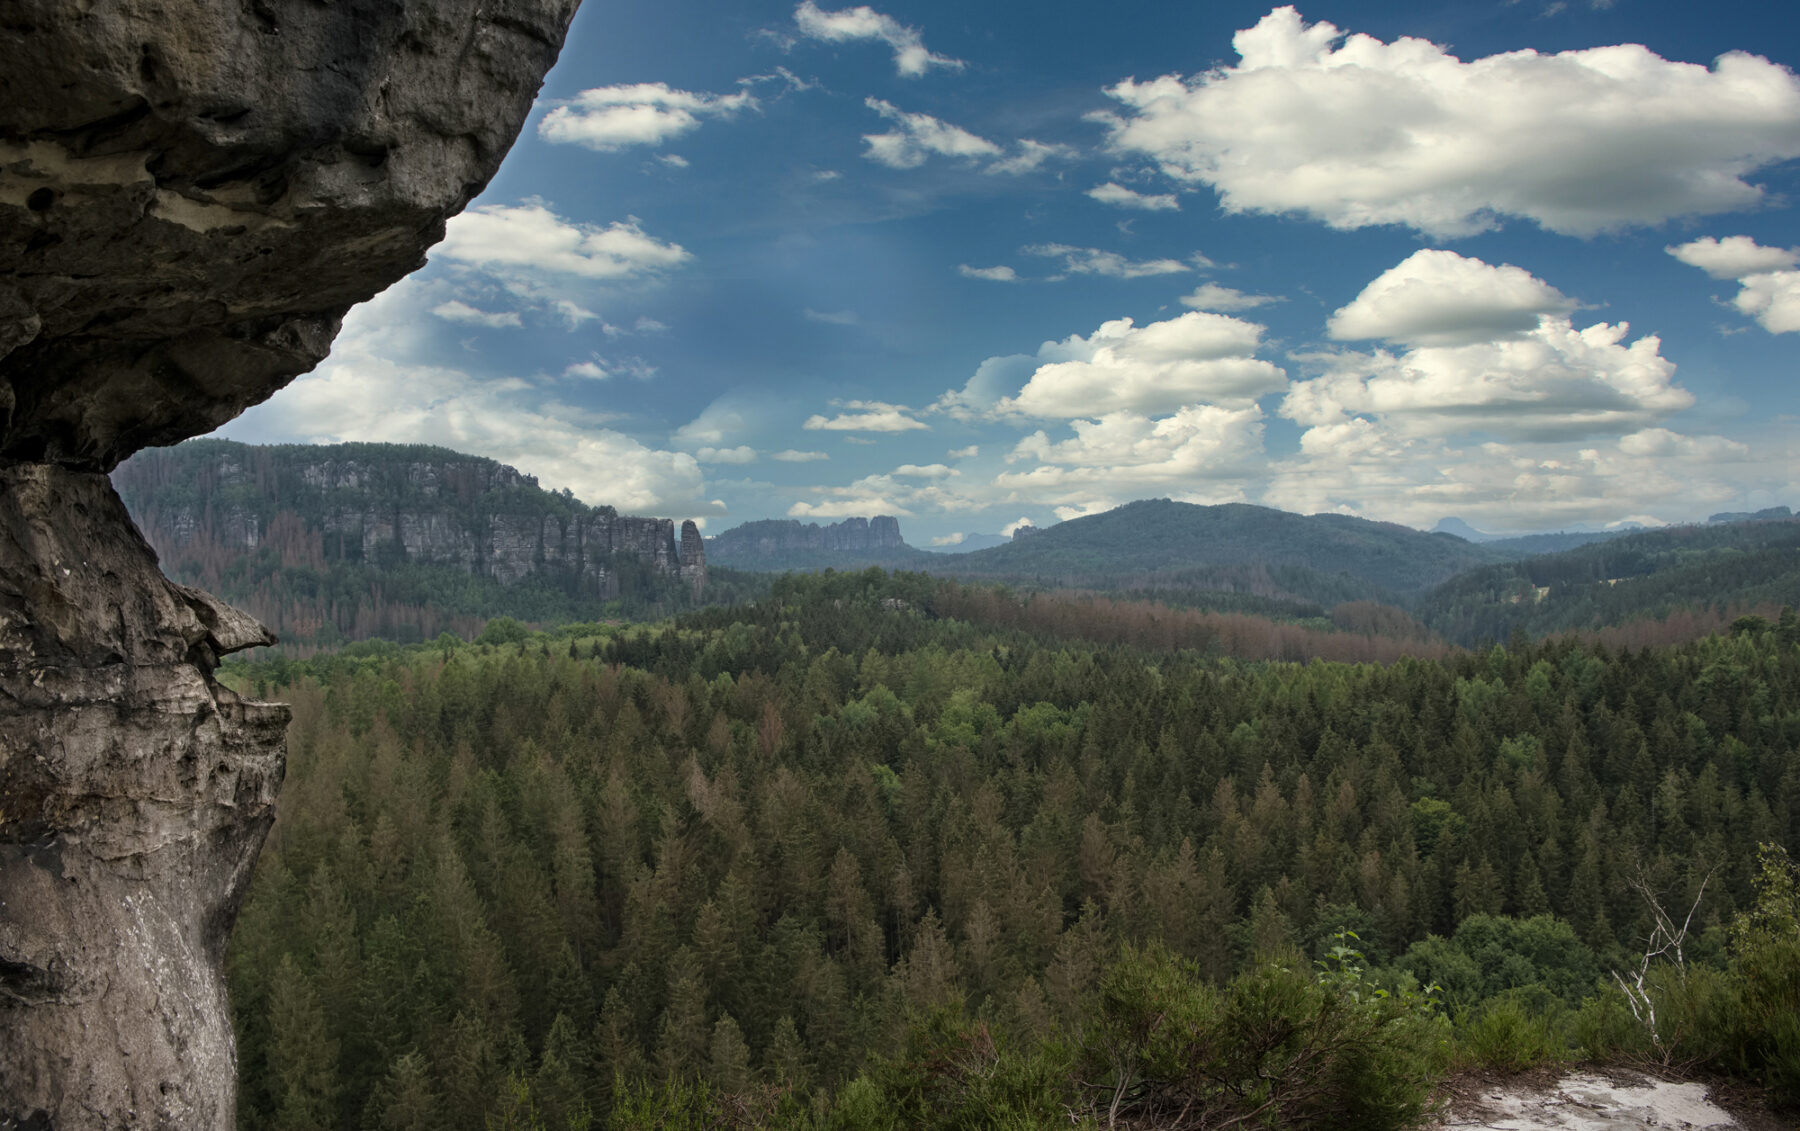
[224, 570, 1800, 1129]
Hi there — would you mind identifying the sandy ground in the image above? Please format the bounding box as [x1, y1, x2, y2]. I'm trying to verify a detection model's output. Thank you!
[1436, 1070, 1790, 1131]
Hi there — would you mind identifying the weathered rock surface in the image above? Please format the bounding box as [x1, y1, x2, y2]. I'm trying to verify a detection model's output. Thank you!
[1437, 1072, 1754, 1131]
[0, 0, 579, 470]
[0, 465, 287, 1129]
[679, 519, 707, 599]
[0, 0, 579, 1125]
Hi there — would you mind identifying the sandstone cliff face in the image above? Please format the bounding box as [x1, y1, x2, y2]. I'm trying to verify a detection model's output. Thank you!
[116, 440, 689, 597]
[0, 466, 285, 1130]
[0, 0, 579, 1125]
[679, 519, 708, 599]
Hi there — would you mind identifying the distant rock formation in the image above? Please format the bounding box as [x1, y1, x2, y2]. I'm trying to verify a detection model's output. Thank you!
[679, 519, 708, 599]
[116, 440, 689, 597]
[1011, 523, 1041, 540]
[0, 0, 579, 1123]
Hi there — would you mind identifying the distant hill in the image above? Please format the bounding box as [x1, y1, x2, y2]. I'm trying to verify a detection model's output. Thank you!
[1433, 516, 1503, 543]
[112, 439, 718, 650]
[1479, 530, 1633, 556]
[1434, 515, 1631, 556]
[1419, 517, 1800, 645]
[1710, 505, 1792, 523]
[924, 499, 1512, 605]
[705, 516, 944, 571]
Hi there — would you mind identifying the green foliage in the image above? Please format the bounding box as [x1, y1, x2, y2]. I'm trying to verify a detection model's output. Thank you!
[1399, 914, 1600, 1010]
[1720, 845, 1800, 1103]
[1420, 519, 1800, 645]
[848, 1011, 1080, 1130]
[477, 617, 534, 646]
[225, 584, 1800, 1127]
[1454, 992, 1572, 1073]
[1083, 942, 1447, 1131]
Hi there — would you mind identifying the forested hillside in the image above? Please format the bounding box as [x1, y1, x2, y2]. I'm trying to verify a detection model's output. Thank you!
[224, 570, 1800, 1128]
[1421, 519, 1800, 646]
[933, 499, 1510, 606]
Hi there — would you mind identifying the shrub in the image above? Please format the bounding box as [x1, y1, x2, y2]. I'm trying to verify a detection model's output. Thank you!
[835, 1011, 1080, 1131]
[1080, 942, 1448, 1131]
[1721, 844, 1800, 1105]
[1454, 992, 1570, 1073]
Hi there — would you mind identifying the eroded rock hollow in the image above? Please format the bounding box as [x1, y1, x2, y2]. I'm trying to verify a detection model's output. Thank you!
[0, 1, 579, 1125]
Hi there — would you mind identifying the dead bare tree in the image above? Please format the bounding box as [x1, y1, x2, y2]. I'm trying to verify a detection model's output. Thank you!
[1612, 864, 1714, 1063]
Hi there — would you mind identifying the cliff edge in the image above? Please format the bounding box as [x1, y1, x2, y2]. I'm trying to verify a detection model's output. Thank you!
[0, 0, 579, 1125]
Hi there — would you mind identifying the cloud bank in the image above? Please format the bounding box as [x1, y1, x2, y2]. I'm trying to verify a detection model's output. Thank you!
[1094, 6, 1800, 237]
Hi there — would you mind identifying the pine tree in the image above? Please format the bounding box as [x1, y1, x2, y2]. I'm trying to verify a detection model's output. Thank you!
[367, 1050, 437, 1131]
[654, 948, 710, 1082]
[266, 954, 340, 1131]
[763, 1014, 811, 1091]
[534, 1012, 594, 1131]
[708, 1014, 753, 1096]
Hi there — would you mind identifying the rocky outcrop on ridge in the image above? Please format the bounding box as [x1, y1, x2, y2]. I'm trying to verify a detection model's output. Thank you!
[679, 519, 708, 598]
[115, 439, 695, 596]
[0, 0, 579, 1125]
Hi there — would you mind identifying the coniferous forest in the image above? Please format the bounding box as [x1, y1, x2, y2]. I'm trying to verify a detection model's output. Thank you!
[221, 569, 1800, 1129]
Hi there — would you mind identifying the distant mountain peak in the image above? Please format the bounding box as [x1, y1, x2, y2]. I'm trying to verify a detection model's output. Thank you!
[1433, 516, 1498, 543]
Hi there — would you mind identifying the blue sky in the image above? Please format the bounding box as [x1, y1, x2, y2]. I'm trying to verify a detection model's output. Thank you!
[223, 0, 1800, 544]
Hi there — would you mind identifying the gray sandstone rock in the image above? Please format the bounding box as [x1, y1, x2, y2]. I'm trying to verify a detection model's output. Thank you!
[0, 0, 579, 469]
[0, 0, 580, 1124]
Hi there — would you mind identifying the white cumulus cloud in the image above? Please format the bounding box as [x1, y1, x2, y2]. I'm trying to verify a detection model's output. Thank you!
[439, 204, 691, 279]
[772, 449, 830, 462]
[959, 264, 1018, 282]
[1086, 182, 1180, 211]
[997, 405, 1267, 515]
[221, 290, 715, 517]
[697, 446, 758, 464]
[1023, 243, 1195, 279]
[1001, 311, 1288, 418]
[1328, 249, 1576, 347]
[1285, 322, 1691, 443]
[861, 98, 1001, 168]
[538, 83, 756, 151]
[1265, 422, 1758, 531]
[431, 300, 522, 328]
[1093, 5, 1800, 237]
[804, 400, 930, 432]
[1668, 236, 1800, 333]
[1667, 235, 1798, 279]
[1179, 283, 1282, 312]
[794, 1, 963, 77]
[987, 140, 1077, 175]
